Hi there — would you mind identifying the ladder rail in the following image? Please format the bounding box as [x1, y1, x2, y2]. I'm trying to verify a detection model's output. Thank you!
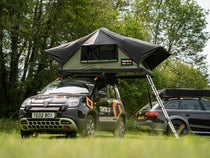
[146, 74, 179, 139]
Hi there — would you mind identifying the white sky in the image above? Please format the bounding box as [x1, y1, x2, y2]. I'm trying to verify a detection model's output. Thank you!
[196, 0, 210, 73]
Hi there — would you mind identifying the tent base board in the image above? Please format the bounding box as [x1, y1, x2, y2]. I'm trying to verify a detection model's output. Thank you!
[59, 68, 153, 78]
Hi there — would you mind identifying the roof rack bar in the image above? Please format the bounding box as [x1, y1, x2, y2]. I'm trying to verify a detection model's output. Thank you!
[157, 88, 210, 98]
[146, 74, 179, 139]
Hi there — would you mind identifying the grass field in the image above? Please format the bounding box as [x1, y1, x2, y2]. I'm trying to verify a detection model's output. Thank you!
[0, 119, 210, 158]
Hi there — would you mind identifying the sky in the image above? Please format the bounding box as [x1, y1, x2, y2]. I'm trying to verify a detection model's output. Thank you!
[196, 0, 210, 73]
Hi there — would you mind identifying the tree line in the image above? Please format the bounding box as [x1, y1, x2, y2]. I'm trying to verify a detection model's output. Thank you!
[0, 0, 209, 118]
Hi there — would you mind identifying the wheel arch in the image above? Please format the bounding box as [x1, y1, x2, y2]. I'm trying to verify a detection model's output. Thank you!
[87, 109, 98, 125]
[119, 112, 126, 122]
[169, 115, 190, 131]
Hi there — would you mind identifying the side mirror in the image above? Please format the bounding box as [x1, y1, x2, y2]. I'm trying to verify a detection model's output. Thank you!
[98, 91, 107, 97]
[95, 91, 107, 101]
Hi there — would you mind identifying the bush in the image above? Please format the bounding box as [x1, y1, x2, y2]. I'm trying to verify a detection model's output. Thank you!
[0, 119, 19, 133]
[125, 118, 135, 131]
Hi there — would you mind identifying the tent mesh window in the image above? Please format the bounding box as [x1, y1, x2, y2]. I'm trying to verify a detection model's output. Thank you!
[81, 44, 118, 62]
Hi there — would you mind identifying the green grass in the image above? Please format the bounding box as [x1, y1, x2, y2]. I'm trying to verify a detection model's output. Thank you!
[0, 131, 210, 158]
[1, 119, 210, 158]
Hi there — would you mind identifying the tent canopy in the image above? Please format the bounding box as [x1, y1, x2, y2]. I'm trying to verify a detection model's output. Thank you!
[45, 28, 170, 76]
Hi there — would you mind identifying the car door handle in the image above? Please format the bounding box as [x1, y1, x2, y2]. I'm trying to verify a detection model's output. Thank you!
[185, 114, 190, 117]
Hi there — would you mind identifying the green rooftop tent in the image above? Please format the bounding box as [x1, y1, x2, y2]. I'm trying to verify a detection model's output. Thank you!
[45, 28, 170, 77]
[45, 28, 179, 138]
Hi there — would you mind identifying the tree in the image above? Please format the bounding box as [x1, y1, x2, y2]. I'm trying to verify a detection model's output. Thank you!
[0, 0, 124, 118]
[0, 0, 8, 117]
[154, 59, 209, 89]
[2, 0, 32, 117]
[134, 0, 209, 69]
[0, 0, 209, 118]
[119, 59, 209, 117]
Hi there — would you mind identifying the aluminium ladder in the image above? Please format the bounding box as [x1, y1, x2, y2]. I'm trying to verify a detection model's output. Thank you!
[146, 74, 179, 139]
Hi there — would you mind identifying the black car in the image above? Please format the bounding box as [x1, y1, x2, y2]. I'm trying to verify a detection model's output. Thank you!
[134, 89, 210, 136]
[19, 76, 125, 138]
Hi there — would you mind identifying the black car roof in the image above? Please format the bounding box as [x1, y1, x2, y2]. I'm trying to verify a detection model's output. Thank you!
[157, 88, 210, 98]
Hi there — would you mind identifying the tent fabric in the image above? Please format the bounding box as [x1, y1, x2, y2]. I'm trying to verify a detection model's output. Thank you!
[61, 46, 153, 75]
[45, 28, 170, 71]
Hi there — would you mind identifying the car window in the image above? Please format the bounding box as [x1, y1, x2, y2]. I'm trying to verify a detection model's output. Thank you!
[108, 84, 116, 99]
[41, 80, 89, 94]
[201, 100, 210, 111]
[96, 86, 108, 99]
[114, 85, 121, 99]
[165, 101, 179, 109]
[96, 84, 118, 100]
[140, 102, 158, 110]
[181, 100, 201, 110]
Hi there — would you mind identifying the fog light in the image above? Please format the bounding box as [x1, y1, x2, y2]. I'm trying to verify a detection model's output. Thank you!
[64, 126, 70, 130]
[23, 126, 27, 129]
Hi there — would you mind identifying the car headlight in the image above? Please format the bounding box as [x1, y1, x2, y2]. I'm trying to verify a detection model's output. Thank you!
[66, 98, 79, 107]
[21, 99, 31, 108]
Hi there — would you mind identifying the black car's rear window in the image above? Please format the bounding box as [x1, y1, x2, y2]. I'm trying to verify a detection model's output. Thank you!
[165, 101, 180, 109]
[140, 102, 158, 110]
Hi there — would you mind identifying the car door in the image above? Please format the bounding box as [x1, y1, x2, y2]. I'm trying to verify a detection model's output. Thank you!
[95, 84, 119, 130]
[200, 100, 210, 132]
[180, 99, 209, 132]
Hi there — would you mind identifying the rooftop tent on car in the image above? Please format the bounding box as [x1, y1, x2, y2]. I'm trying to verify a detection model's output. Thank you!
[44, 28, 180, 138]
[44, 28, 170, 77]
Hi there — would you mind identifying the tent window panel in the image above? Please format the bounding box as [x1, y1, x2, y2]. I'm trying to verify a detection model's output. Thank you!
[81, 45, 118, 62]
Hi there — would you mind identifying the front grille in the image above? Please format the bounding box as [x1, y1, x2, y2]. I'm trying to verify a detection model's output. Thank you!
[30, 107, 60, 111]
[28, 125, 62, 129]
[19, 118, 78, 131]
[30, 102, 65, 107]
[28, 121, 59, 125]
[24, 120, 62, 129]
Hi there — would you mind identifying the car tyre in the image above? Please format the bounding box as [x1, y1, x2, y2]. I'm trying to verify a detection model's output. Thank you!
[167, 119, 188, 136]
[20, 130, 33, 138]
[81, 115, 95, 137]
[66, 131, 77, 138]
[114, 117, 125, 137]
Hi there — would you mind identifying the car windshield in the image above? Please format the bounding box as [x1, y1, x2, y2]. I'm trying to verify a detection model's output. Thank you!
[41, 80, 90, 95]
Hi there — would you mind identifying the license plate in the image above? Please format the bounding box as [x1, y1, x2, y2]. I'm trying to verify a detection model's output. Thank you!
[138, 116, 144, 120]
[32, 112, 55, 118]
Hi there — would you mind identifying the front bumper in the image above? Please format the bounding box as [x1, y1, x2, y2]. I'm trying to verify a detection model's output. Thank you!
[19, 118, 78, 133]
[18, 106, 88, 134]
